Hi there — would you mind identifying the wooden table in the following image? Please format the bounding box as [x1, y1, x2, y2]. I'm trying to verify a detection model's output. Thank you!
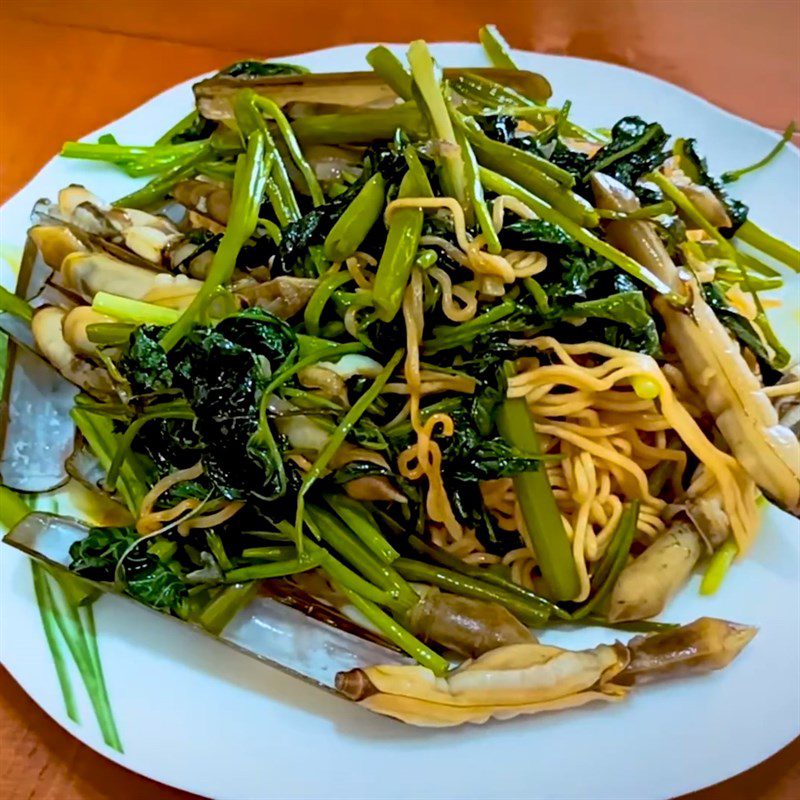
[0, 1, 798, 797]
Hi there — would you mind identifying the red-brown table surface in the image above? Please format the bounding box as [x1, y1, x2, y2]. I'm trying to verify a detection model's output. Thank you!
[0, 2, 798, 798]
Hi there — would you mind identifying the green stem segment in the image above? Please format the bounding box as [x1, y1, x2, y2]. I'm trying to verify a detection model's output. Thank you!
[480, 167, 676, 297]
[294, 349, 404, 544]
[736, 219, 800, 273]
[160, 130, 269, 351]
[323, 173, 386, 261]
[407, 40, 469, 215]
[366, 45, 413, 100]
[304, 271, 353, 335]
[454, 124, 502, 253]
[72, 407, 149, 517]
[0, 485, 31, 529]
[92, 293, 180, 326]
[306, 505, 415, 608]
[198, 582, 259, 635]
[721, 121, 796, 183]
[496, 376, 581, 602]
[407, 535, 567, 619]
[324, 493, 400, 564]
[274, 521, 397, 607]
[373, 171, 425, 321]
[331, 579, 450, 676]
[113, 143, 213, 209]
[394, 558, 550, 626]
[0, 286, 33, 322]
[700, 538, 738, 595]
[292, 103, 426, 146]
[479, 24, 518, 69]
[225, 554, 324, 583]
[251, 94, 324, 206]
[571, 502, 638, 619]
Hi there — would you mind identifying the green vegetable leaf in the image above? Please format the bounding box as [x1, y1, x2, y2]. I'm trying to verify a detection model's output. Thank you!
[673, 138, 749, 233]
[119, 309, 298, 500]
[588, 116, 669, 188]
[572, 291, 660, 354]
[67, 527, 133, 580]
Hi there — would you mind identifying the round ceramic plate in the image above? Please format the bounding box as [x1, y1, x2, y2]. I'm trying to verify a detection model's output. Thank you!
[1, 43, 799, 800]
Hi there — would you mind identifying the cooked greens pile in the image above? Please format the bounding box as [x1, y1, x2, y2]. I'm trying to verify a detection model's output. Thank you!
[5, 24, 797, 674]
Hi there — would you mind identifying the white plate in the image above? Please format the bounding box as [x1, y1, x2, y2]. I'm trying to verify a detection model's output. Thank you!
[1, 42, 799, 800]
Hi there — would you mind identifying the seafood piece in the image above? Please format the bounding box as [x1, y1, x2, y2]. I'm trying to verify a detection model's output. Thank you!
[406, 586, 535, 657]
[28, 225, 87, 269]
[194, 68, 552, 121]
[60, 251, 201, 308]
[608, 521, 704, 622]
[61, 306, 116, 357]
[31, 307, 112, 395]
[172, 179, 232, 227]
[337, 640, 628, 726]
[592, 173, 800, 515]
[618, 617, 757, 685]
[235, 276, 318, 319]
[336, 617, 754, 726]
